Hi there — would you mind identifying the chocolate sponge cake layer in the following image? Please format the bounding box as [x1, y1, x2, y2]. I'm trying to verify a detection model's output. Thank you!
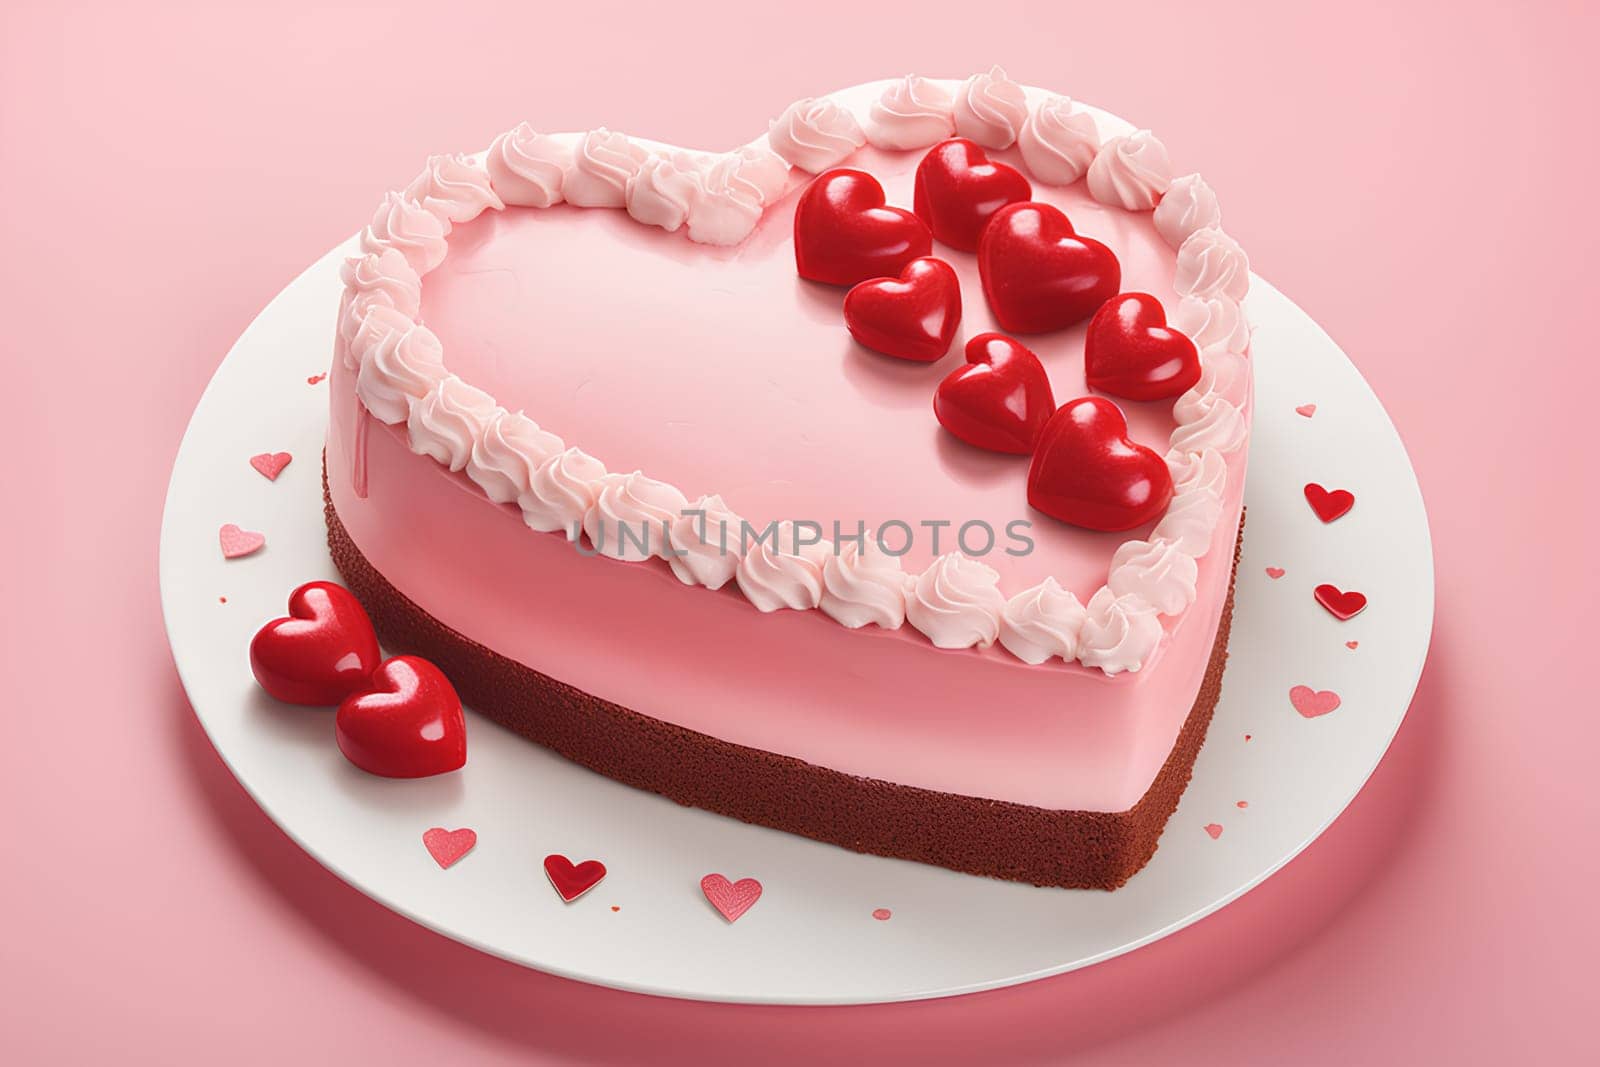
[325, 469, 1240, 890]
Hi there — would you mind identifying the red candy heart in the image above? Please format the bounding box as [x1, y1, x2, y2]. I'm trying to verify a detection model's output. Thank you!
[913, 137, 1032, 252]
[934, 332, 1055, 454]
[843, 256, 962, 361]
[793, 169, 932, 287]
[544, 854, 608, 902]
[1027, 397, 1173, 531]
[1084, 293, 1202, 401]
[1304, 483, 1355, 523]
[701, 873, 763, 923]
[1314, 583, 1368, 620]
[978, 202, 1121, 334]
[249, 581, 382, 705]
[335, 655, 467, 778]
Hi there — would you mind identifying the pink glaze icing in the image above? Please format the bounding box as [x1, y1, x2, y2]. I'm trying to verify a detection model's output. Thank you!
[328, 92, 1251, 813]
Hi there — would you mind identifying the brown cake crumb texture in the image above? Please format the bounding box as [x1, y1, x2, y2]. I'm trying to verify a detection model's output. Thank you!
[325, 465, 1241, 890]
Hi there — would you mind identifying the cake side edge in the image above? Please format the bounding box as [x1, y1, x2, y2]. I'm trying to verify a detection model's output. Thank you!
[324, 457, 1241, 890]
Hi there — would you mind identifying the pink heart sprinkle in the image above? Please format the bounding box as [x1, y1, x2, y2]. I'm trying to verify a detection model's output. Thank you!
[218, 523, 265, 559]
[1265, 566, 1285, 579]
[422, 827, 477, 869]
[307, 372, 327, 385]
[1290, 685, 1342, 718]
[872, 907, 892, 921]
[1236, 800, 1249, 809]
[1204, 823, 1224, 839]
[1295, 403, 1317, 418]
[1346, 640, 1360, 650]
[249, 451, 293, 481]
[701, 873, 763, 923]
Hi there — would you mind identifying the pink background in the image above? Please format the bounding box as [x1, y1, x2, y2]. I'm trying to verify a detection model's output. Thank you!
[3, 1, 1595, 1062]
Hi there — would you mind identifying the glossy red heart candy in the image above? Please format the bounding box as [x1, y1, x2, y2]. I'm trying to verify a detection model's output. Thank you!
[335, 655, 467, 778]
[978, 202, 1120, 334]
[913, 137, 1032, 252]
[544, 854, 608, 902]
[843, 256, 962, 361]
[1304, 483, 1355, 523]
[1027, 397, 1173, 531]
[934, 332, 1055, 454]
[249, 581, 381, 705]
[1084, 292, 1202, 401]
[793, 169, 932, 287]
[1314, 583, 1368, 620]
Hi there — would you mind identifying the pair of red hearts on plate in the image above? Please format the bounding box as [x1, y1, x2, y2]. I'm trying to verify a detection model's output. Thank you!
[791, 139, 1195, 531]
[250, 581, 467, 778]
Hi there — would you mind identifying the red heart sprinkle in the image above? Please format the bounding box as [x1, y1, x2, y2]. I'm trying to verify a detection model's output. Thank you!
[1295, 403, 1317, 418]
[872, 907, 892, 921]
[1265, 566, 1285, 579]
[544, 854, 608, 902]
[1314, 583, 1367, 620]
[1304, 483, 1355, 523]
[1027, 397, 1172, 530]
[1290, 685, 1342, 718]
[250, 581, 382, 705]
[912, 137, 1032, 251]
[1347, 640, 1360, 650]
[219, 523, 266, 559]
[978, 201, 1121, 334]
[423, 827, 477, 869]
[793, 169, 931, 287]
[843, 256, 962, 361]
[1204, 823, 1224, 839]
[1084, 292, 1202, 401]
[701, 873, 763, 923]
[934, 332, 1055, 454]
[250, 452, 293, 481]
[335, 656, 467, 778]
[307, 372, 327, 385]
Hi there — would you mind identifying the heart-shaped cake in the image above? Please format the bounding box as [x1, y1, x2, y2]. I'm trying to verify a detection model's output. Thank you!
[322, 69, 1254, 889]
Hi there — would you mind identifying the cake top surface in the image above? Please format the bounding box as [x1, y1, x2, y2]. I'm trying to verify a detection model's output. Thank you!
[422, 142, 1181, 596]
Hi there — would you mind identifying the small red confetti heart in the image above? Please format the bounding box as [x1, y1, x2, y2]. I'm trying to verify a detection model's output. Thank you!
[1314, 583, 1367, 620]
[1204, 823, 1223, 839]
[250, 452, 292, 481]
[219, 523, 266, 559]
[544, 854, 607, 902]
[1244, 733, 1252, 741]
[1265, 566, 1285, 579]
[307, 372, 328, 385]
[1290, 685, 1341, 718]
[1236, 801, 1249, 809]
[422, 827, 476, 869]
[1346, 640, 1360, 650]
[701, 873, 763, 923]
[872, 908, 892, 921]
[1295, 403, 1317, 418]
[1304, 482, 1355, 523]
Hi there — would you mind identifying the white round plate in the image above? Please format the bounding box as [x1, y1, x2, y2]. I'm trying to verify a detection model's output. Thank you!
[160, 231, 1431, 1004]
